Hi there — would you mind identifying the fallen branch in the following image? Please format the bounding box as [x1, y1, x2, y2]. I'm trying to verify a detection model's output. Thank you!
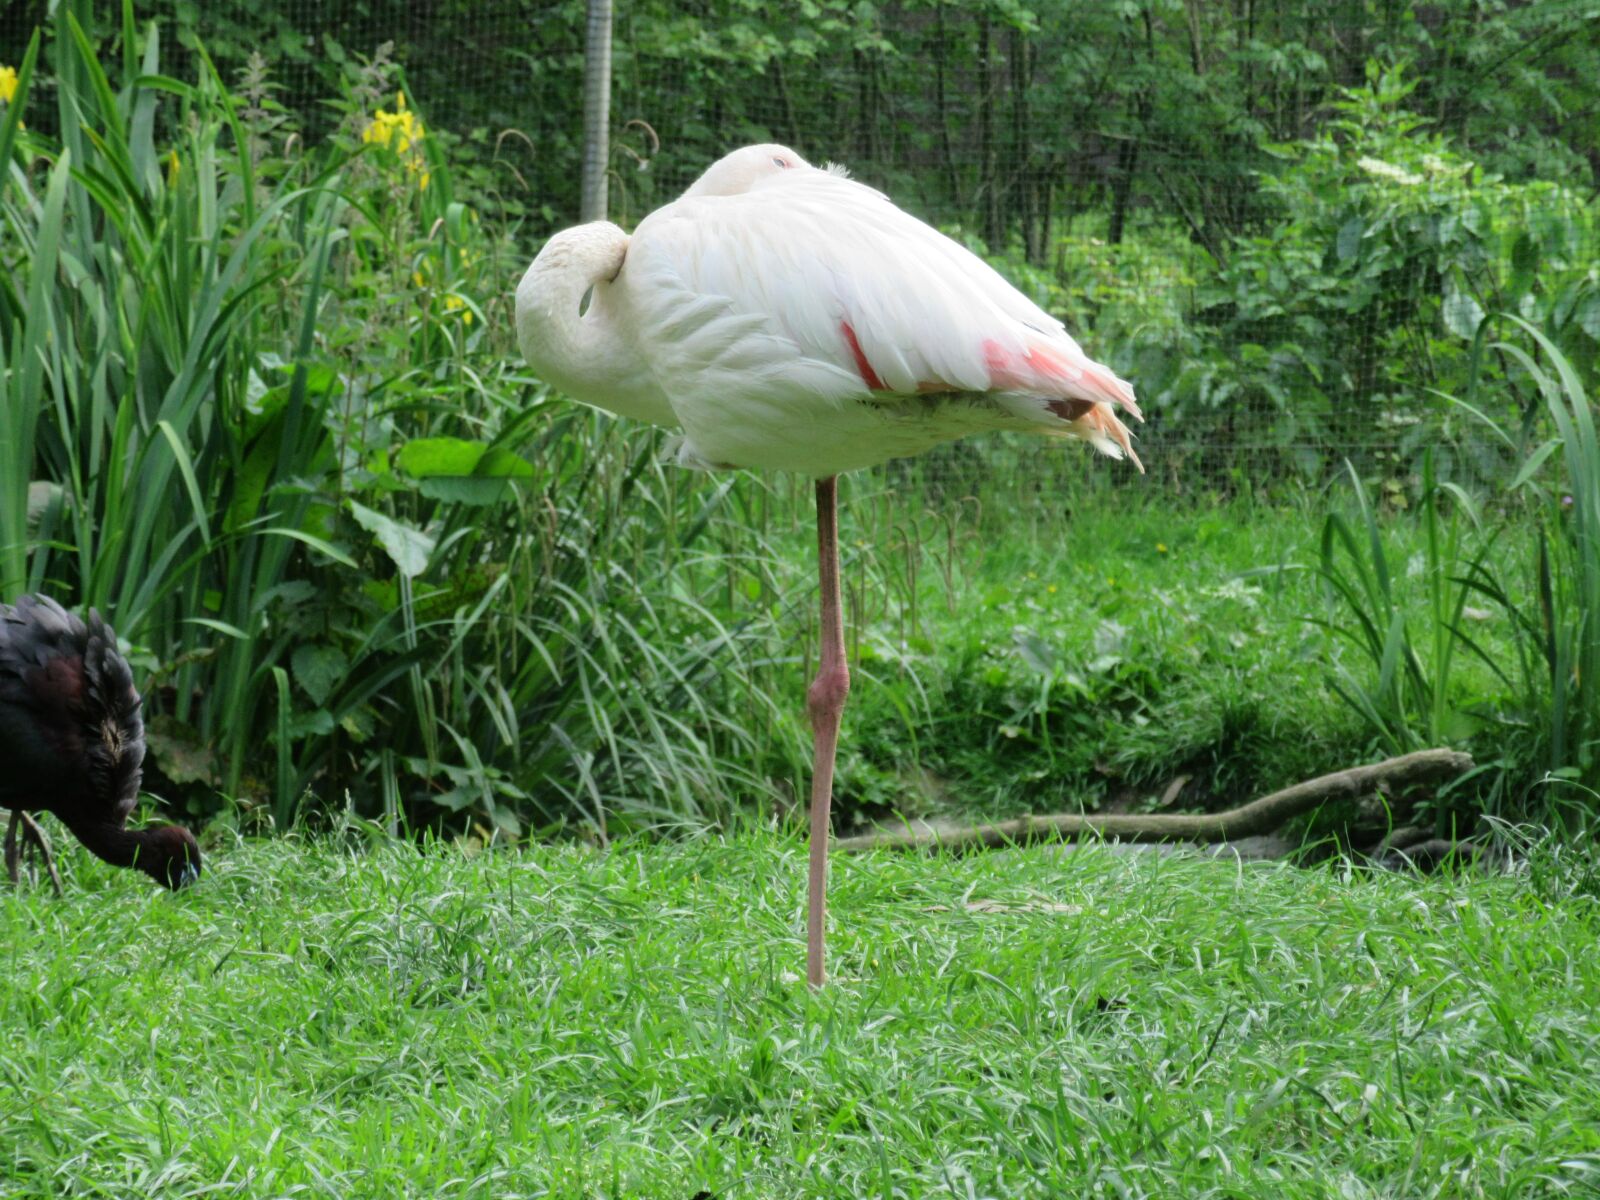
[836, 748, 1474, 855]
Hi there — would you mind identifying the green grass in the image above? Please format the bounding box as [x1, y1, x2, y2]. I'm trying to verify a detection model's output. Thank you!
[5, 831, 1598, 1197]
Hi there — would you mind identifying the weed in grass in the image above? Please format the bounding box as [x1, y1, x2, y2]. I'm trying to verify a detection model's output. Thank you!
[1488, 815, 1600, 905]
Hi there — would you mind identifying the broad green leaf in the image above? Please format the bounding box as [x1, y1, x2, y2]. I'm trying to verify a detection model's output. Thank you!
[1441, 288, 1485, 339]
[418, 477, 516, 506]
[288, 709, 337, 739]
[144, 716, 221, 787]
[1509, 231, 1539, 284]
[292, 643, 349, 707]
[1012, 629, 1054, 676]
[349, 500, 435, 578]
[400, 440, 532, 504]
[475, 448, 534, 478]
[1578, 292, 1600, 342]
[398, 437, 486, 477]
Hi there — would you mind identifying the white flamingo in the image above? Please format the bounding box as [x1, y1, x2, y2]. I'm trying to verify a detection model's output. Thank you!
[516, 144, 1142, 986]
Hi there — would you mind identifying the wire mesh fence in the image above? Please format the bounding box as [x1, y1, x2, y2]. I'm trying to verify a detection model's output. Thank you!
[4, 1, 1597, 500]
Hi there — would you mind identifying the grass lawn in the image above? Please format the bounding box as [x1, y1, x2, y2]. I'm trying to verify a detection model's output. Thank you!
[4, 831, 1598, 1197]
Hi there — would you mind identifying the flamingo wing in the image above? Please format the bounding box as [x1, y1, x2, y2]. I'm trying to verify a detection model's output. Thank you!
[622, 165, 1140, 470]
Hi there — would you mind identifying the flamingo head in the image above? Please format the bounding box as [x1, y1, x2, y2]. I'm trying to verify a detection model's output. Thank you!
[682, 144, 813, 197]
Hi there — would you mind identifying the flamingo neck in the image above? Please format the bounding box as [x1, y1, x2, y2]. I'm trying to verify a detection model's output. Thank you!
[514, 222, 669, 426]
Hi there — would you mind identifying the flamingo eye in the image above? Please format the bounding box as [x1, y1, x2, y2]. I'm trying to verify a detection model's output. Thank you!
[772, 156, 790, 169]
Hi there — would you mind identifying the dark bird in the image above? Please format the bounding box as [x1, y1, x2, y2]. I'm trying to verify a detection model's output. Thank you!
[0, 594, 201, 892]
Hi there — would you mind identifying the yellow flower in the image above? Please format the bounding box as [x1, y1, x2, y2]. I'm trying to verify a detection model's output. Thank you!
[415, 264, 475, 325]
[363, 91, 429, 189]
[1, 64, 24, 128]
[1156, 543, 1168, 554]
[165, 149, 180, 188]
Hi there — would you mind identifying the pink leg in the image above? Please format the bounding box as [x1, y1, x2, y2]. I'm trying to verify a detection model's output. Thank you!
[807, 476, 850, 988]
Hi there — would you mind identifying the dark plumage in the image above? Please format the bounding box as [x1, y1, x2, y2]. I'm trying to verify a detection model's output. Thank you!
[0, 594, 201, 891]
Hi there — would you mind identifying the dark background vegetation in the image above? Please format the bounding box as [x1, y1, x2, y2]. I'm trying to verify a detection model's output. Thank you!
[1, 0, 1597, 846]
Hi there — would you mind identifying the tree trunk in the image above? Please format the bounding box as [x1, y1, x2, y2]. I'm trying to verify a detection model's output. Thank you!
[1010, 28, 1041, 263]
[771, 57, 803, 148]
[1109, 6, 1155, 246]
[934, 2, 962, 209]
[977, 15, 1004, 250]
[855, 50, 871, 161]
[1108, 136, 1138, 245]
[1184, 0, 1205, 75]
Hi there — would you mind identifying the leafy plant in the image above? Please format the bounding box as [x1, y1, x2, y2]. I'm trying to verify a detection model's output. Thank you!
[1453, 321, 1600, 826]
[1187, 63, 1598, 480]
[3, 4, 814, 837]
[1313, 454, 1496, 758]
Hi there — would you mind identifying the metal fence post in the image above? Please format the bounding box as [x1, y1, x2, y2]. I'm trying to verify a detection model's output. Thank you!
[579, 0, 612, 222]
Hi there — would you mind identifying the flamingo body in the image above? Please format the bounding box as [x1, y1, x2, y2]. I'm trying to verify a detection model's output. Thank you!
[515, 145, 1141, 985]
[516, 144, 1141, 476]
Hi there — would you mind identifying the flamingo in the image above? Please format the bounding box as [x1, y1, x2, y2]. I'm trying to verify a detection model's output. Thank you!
[0, 595, 202, 893]
[515, 144, 1141, 986]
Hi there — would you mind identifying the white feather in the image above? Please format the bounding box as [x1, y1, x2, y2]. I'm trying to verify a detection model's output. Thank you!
[516, 144, 1142, 478]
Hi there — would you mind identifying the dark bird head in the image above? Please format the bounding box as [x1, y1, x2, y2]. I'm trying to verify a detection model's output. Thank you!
[140, 825, 203, 890]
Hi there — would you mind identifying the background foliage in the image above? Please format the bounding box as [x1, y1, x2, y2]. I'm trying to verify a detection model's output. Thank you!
[1, 0, 1597, 841]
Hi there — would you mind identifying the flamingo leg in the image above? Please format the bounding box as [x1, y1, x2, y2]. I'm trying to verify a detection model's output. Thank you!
[4, 810, 18, 886]
[806, 476, 850, 988]
[19, 813, 63, 897]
